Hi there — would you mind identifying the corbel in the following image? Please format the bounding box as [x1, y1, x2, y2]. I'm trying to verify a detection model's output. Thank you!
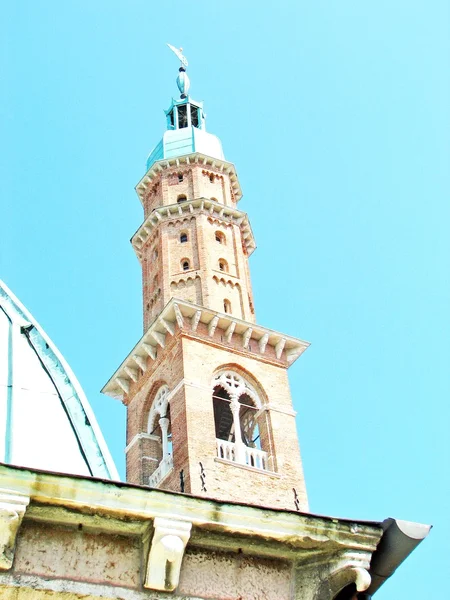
[144, 517, 192, 592]
[313, 555, 373, 600]
[0, 488, 30, 570]
[315, 565, 371, 600]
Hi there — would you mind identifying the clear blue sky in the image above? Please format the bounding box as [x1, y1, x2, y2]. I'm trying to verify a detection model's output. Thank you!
[1, 2, 448, 598]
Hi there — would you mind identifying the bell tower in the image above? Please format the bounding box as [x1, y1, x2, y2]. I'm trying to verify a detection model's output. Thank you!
[103, 47, 309, 511]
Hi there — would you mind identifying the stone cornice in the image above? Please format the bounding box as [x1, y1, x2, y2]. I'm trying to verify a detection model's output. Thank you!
[101, 298, 310, 400]
[135, 153, 243, 204]
[131, 197, 256, 259]
[0, 464, 382, 559]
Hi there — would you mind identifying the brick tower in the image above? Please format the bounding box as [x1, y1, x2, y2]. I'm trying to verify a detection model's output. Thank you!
[103, 50, 309, 511]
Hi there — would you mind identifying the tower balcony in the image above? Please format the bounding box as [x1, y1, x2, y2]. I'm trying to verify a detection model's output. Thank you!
[148, 454, 173, 488]
[216, 439, 268, 471]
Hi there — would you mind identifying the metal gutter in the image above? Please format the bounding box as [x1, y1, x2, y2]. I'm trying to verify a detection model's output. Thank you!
[367, 518, 431, 595]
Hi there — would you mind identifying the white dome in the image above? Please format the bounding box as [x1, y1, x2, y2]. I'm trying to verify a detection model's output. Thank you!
[0, 280, 118, 480]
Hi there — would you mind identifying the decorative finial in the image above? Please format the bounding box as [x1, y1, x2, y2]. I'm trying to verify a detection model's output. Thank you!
[167, 43, 190, 99]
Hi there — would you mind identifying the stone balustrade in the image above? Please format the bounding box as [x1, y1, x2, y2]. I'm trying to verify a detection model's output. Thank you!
[149, 454, 173, 487]
[216, 439, 268, 471]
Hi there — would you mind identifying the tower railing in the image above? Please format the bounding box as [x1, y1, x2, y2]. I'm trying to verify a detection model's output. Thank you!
[216, 439, 236, 462]
[148, 454, 173, 487]
[216, 439, 268, 471]
[243, 445, 268, 471]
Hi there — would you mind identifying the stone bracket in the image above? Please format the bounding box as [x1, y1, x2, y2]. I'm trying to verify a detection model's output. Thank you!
[0, 488, 30, 570]
[145, 517, 192, 592]
[311, 551, 373, 600]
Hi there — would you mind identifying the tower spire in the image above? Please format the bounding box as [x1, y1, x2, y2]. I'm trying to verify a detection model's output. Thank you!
[167, 43, 190, 98]
[144, 46, 224, 171]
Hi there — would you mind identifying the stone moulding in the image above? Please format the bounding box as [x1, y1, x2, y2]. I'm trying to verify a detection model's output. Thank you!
[131, 197, 256, 259]
[135, 152, 243, 205]
[316, 553, 372, 600]
[292, 549, 374, 600]
[0, 466, 429, 598]
[0, 465, 382, 556]
[0, 488, 30, 570]
[145, 517, 192, 592]
[101, 297, 310, 400]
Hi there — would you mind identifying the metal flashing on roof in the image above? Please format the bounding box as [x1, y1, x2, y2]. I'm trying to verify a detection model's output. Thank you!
[0, 280, 119, 481]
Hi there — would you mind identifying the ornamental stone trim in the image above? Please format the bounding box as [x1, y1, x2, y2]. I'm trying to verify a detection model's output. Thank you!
[0, 488, 30, 570]
[131, 197, 255, 259]
[102, 298, 310, 400]
[135, 153, 242, 204]
[145, 517, 192, 592]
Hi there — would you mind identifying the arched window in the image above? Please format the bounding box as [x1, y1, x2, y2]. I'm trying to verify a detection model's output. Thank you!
[213, 371, 268, 471]
[152, 247, 158, 260]
[209, 174, 214, 183]
[218, 259, 228, 272]
[148, 385, 173, 487]
[223, 299, 231, 314]
[182, 259, 190, 271]
[215, 231, 225, 244]
[177, 194, 187, 203]
[180, 232, 188, 243]
[178, 173, 183, 183]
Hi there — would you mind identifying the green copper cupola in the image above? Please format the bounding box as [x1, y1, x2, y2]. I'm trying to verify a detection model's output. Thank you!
[165, 96, 205, 131]
[146, 46, 225, 171]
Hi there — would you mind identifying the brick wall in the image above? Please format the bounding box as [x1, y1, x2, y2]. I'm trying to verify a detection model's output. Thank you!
[125, 328, 308, 511]
[127, 155, 307, 511]
[141, 180, 254, 327]
[143, 165, 237, 214]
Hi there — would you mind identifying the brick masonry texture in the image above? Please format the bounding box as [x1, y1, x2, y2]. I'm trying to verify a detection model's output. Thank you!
[125, 327, 308, 511]
[140, 164, 255, 329]
[126, 153, 308, 511]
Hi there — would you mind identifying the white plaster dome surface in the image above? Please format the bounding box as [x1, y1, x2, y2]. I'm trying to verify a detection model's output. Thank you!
[0, 280, 118, 480]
